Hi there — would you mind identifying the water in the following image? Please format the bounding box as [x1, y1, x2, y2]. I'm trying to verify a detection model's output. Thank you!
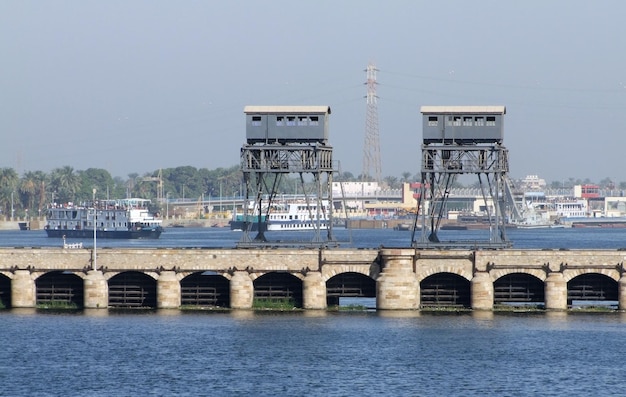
[1, 310, 626, 396]
[3, 227, 626, 395]
[4, 225, 626, 249]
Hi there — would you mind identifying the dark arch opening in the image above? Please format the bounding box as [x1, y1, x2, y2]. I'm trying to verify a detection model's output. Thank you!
[253, 272, 303, 308]
[326, 272, 376, 308]
[181, 272, 230, 308]
[35, 271, 84, 309]
[421, 272, 470, 308]
[568, 273, 618, 308]
[0, 274, 11, 309]
[108, 271, 157, 308]
[494, 273, 545, 308]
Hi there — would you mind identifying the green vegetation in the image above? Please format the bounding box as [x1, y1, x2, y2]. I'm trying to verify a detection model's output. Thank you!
[252, 298, 298, 310]
[493, 304, 545, 312]
[36, 301, 80, 310]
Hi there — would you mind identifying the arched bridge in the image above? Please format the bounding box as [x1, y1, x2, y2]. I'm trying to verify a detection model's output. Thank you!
[1, 247, 625, 310]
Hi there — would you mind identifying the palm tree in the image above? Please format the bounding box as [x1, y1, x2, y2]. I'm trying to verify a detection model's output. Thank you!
[0, 168, 19, 220]
[19, 171, 38, 213]
[401, 171, 413, 183]
[50, 166, 81, 203]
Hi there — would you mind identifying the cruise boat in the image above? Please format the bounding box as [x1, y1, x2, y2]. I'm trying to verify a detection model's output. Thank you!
[45, 198, 163, 239]
[230, 201, 330, 232]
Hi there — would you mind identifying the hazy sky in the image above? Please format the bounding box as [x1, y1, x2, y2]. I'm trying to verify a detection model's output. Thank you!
[1, 1, 625, 183]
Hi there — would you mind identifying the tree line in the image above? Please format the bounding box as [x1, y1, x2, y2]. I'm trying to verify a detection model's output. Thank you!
[0, 165, 244, 220]
[1, 164, 624, 220]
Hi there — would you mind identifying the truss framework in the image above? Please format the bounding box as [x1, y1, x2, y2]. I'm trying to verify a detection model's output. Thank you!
[238, 144, 335, 247]
[411, 143, 512, 249]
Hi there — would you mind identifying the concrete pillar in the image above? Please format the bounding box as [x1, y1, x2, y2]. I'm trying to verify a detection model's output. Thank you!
[303, 271, 326, 310]
[11, 270, 36, 308]
[377, 249, 419, 310]
[157, 271, 181, 309]
[471, 271, 494, 310]
[84, 270, 108, 309]
[230, 271, 253, 309]
[618, 274, 626, 310]
[545, 272, 567, 310]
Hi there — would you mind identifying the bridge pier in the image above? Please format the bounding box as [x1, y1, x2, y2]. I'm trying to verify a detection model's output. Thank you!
[230, 271, 253, 309]
[303, 271, 326, 310]
[157, 271, 181, 309]
[545, 272, 567, 310]
[619, 274, 626, 310]
[471, 271, 494, 310]
[11, 270, 35, 308]
[377, 249, 419, 310]
[84, 270, 108, 309]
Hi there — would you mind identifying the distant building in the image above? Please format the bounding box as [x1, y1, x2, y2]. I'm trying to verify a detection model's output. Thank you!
[518, 175, 546, 190]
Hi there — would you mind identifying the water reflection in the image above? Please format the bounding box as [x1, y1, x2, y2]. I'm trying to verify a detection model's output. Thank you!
[83, 308, 109, 318]
[376, 310, 422, 319]
[471, 310, 494, 321]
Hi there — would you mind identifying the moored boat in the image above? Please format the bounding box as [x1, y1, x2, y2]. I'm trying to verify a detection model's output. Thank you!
[230, 201, 330, 232]
[45, 198, 163, 239]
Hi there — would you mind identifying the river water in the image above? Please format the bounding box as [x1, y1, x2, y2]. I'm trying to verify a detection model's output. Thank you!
[2, 310, 626, 396]
[4, 225, 626, 249]
[2, 227, 626, 396]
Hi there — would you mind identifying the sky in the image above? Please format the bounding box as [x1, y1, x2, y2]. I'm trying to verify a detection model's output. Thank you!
[1, 1, 625, 184]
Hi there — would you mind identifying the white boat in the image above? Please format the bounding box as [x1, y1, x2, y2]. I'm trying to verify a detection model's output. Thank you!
[45, 198, 163, 239]
[230, 201, 330, 231]
[510, 200, 572, 229]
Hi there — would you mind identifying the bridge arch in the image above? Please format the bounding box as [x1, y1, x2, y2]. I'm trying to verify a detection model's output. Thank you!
[490, 268, 546, 282]
[567, 273, 618, 307]
[35, 271, 84, 308]
[563, 268, 620, 282]
[493, 273, 545, 307]
[108, 271, 157, 308]
[0, 273, 11, 308]
[253, 272, 303, 308]
[417, 267, 472, 282]
[180, 271, 230, 308]
[326, 272, 376, 307]
[420, 272, 471, 308]
[322, 265, 376, 281]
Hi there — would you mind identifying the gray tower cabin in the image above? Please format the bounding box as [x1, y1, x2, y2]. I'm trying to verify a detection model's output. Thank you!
[239, 106, 335, 247]
[412, 105, 511, 249]
[421, 105, 505, 145]
[244, 106, 330, 144]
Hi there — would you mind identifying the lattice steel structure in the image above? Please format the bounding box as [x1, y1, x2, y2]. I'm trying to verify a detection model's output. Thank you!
[411, 106, 512, 249]
[238, 106, 336, 247]
[362, 62, 382, 183]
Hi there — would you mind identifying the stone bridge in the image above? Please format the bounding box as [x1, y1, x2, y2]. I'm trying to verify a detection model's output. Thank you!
[1, 247, 625, 310]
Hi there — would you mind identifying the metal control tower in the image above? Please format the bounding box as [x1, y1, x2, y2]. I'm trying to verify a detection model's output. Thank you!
[238, 106, 336, 247]
[411, 106, 512, 249]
